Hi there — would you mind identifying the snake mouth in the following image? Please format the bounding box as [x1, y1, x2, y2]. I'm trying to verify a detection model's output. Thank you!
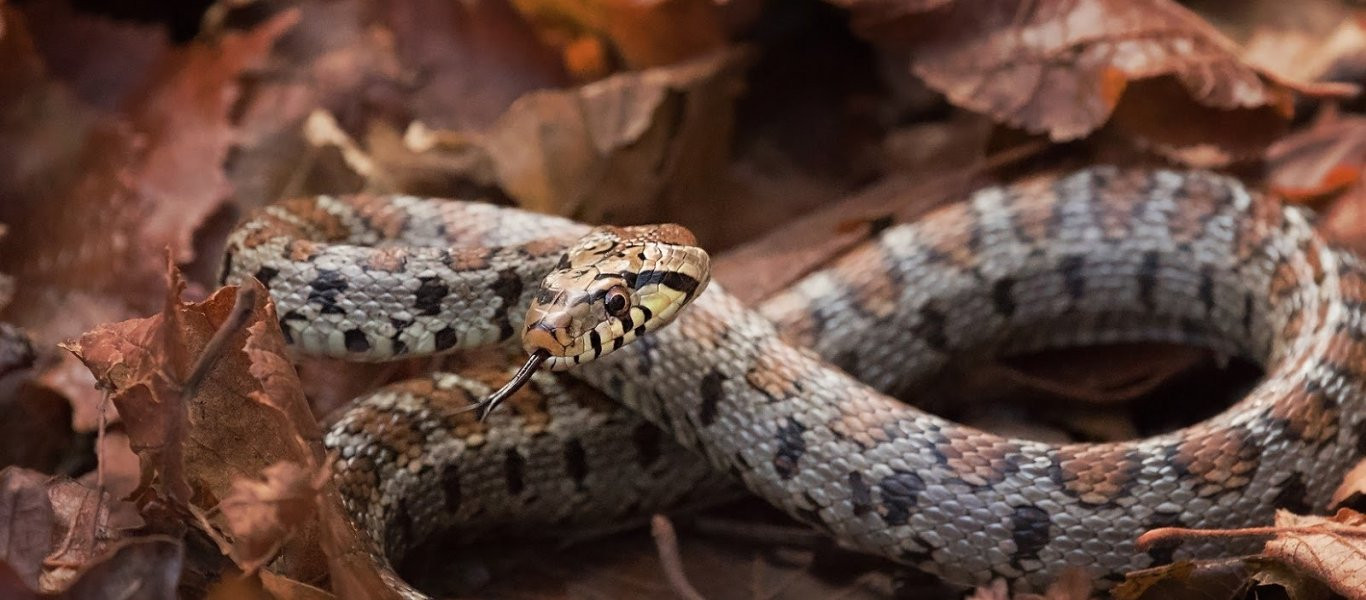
[476, 349, 549, 421]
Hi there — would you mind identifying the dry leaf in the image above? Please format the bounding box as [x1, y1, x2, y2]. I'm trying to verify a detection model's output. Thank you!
[834, 0, 1332, 163]
[60, 536, 183, 599]
[0, 468, 55, 590]
[214, 462, 325, 573]
[63, 261, 328, 581]
[1265, 509, 1366, 599]
[1267, 109, 1366, 202]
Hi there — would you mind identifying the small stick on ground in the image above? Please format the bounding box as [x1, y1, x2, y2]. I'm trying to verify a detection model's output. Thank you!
[651, 514, 706, 600]
[183, 286, 257, 400]
[1139, 523, 1366, 549]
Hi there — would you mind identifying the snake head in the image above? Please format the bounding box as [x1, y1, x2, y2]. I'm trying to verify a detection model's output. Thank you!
[478, 224, 709, 420]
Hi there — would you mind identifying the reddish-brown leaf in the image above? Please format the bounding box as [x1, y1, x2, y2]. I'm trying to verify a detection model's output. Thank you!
[213, 462, 325, 574]
[1267, 109, 1366, 203]
[63, 261, 327, 581]
[833, 0, 1329, 161]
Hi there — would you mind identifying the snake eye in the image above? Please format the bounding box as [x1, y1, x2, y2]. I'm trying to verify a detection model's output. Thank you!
[604, 287, 630, 318]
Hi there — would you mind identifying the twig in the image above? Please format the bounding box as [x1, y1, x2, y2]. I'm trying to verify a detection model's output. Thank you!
[182, 286, 257, 401]
[650, 514, 706, 600]
[1138, 523, 1366, 549]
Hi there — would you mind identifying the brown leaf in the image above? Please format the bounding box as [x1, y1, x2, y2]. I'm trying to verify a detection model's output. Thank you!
[1265, 509, 1366, 599]
[1114, 559, 1259, 600]
[213, 462, 325, 574]
[1267, 109, 1366, 203]
[61, 536, 183, 599]
[834, 0, 1324, 157]
[127, 9, 299, 267]
[370, 48, 748, 242]
[42, 478, 136, 593]
[63, 261, 325, 579]
[0, 468, 55, 590]
[18, 0, 170, 111]
[1241, 6, 1366, 91]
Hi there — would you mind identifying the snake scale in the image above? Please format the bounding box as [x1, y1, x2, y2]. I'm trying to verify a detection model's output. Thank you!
[222, 167, 1366, 596]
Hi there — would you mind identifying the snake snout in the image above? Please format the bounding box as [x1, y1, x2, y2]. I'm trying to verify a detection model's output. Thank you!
[522, 308, 573, 356]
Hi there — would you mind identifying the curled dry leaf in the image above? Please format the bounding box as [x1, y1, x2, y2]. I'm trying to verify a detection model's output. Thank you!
[833, 0, 1333, 163]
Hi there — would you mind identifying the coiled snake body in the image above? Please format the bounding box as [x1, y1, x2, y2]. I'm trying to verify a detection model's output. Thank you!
[222, 168, 1366, 595]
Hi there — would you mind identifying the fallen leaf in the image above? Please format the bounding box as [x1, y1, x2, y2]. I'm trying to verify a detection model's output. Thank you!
[18, 0, 170, 111]
[63, 261, 327, 580]
[368, 48, 748, 242]
[0, 468, 55, 590]
[212, 462, 325, 574]
[1267, 109, 1366, 203]
[60, 536, 183, 599]
[1265, 509, 1366, 599]
[833, 0, 1337, 162]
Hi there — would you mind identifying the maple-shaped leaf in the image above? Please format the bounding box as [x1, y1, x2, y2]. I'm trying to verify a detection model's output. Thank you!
[63, 260, 328, 576]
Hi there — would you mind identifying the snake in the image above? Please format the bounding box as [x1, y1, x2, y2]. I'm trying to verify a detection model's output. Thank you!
[221, 167, 1366, 596]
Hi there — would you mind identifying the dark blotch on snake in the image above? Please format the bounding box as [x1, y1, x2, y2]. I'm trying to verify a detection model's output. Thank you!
[849, 472, 873, 516]
[698, 369, 724, 426]
[1009, 505, 1051, 567]
[492, 268, 524, 340]
[992, 277, 1016, 317]
[414, 277, 448, 316]
[1060, 255, 1086, 301]
[253, 265, 278, 287]
[344, 330, 370, 353]
[877, 471, 926, 526]
[1199, 267, 1217, 314]
[440, 464, 461, 511]
[564, 439, 589, 489]
[308, 270, 349, 315]
[433, 327, 458, 351]
[219, 252, 233, 286]
[913, 305, 949, 352]
[773, 417, 807, 480]
[504, 449, 526, 496]
[1138, 251, 1160, 311]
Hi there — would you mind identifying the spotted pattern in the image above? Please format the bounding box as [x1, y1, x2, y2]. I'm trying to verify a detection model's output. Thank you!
[224, 168, 1366, 597]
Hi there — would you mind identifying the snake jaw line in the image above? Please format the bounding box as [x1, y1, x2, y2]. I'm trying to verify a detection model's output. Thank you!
[478, 349, 549, 420]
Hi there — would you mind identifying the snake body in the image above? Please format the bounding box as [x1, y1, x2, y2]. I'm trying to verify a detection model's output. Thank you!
[223, 167, 1366, 594]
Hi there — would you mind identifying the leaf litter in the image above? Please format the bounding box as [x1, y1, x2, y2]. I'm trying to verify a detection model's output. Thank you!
[1, 0, 1366, 598]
